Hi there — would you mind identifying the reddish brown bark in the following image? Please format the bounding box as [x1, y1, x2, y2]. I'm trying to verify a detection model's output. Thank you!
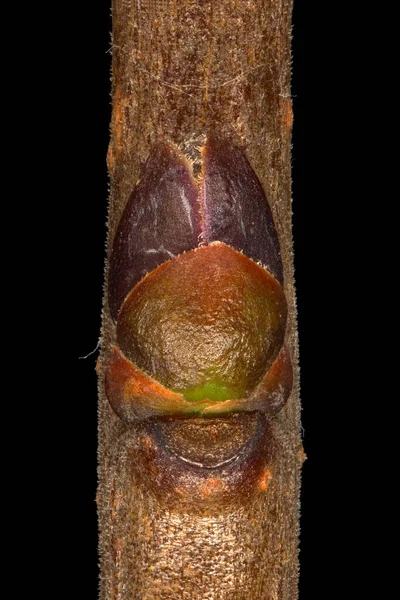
[98, 1, 302, 598]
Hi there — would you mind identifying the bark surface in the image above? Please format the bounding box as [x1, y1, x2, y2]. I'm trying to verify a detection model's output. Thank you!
[98, 1, 302, 598]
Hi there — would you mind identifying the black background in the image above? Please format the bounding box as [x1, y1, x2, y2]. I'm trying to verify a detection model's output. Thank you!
[46, 0, 332, 597]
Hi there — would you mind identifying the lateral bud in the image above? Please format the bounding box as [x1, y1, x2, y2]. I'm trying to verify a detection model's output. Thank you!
[105, 137, 292, 420]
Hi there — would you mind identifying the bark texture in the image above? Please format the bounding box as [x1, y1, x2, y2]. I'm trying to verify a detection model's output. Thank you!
[98, 1, 302, 598]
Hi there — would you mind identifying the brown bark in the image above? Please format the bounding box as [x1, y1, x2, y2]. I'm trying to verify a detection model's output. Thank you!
[98, 1, 302, 598]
